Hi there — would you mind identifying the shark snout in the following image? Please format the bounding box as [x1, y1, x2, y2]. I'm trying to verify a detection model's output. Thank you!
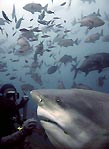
[30, 90, 39, 103]
[30, 90, 42, 103]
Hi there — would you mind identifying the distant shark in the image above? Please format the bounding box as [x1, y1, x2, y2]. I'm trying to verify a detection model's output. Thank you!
[30, 89, 109, 149]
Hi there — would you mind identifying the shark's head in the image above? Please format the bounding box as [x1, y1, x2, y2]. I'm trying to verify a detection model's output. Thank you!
[30, 89, 107, 149]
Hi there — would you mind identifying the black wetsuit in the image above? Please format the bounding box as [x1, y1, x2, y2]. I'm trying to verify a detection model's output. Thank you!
[0, 96, 24, 149]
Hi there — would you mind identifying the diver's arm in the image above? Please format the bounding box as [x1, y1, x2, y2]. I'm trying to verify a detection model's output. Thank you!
[17, 96, 29, 109]
[0, 118, 37, 146]
[0, 129, 28, 145]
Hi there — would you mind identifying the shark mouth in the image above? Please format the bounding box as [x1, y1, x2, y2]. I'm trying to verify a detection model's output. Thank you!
[39, 116, 68, 135]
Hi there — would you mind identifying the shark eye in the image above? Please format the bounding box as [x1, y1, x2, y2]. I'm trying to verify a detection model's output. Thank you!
[56, 98, 62, 105]
[56, 99, 61, 102]
[39, 98, 43, 102]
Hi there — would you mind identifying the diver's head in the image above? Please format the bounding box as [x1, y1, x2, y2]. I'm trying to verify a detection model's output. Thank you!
[0, 84, 19, 102]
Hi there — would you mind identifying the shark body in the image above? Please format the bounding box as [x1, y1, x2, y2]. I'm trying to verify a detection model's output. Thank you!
[30, 89, 109, 149]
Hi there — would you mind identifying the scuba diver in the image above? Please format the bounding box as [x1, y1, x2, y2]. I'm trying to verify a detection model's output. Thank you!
[0, 83, 37, 148]
[0, 83, 29, 124]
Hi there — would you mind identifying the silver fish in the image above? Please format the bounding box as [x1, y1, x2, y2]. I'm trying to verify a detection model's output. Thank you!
[23, 3, 48, 14]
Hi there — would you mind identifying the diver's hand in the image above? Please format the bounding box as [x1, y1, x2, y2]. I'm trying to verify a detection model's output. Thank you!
[22, 118, 37, 135]
[19, 96, 29, 107]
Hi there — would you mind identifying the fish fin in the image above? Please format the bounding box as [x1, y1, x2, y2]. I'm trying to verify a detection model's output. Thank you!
[88, 20, 94, 29]
[73, 68, 79, 79]
[72, 56, 77, 63]
[74, 38, 79, 45]
[97, 9, 101, 16]
[43, 4, 48, 12]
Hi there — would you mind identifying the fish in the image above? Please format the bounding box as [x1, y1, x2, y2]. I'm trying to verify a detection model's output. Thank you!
[79, 15, 105, 29]
[46, 10, 54, 14]
[23, 3, 48, 14]
[13, 32, 17, 36]
[15, 15, 17, 23]
[53, 17, 60, 20]
[73, 53, 109, 79]
[47, 65, 58, 74]
[60, 2, 66, 6]
[58, 38, 79, 47]
[19, 28, 29, 32]
[9, 76, 17, 80]
[11, 59, 19, 62]
[31, 27, 42, 32]
[59, 55, 74, 65]
[38, 20, 51, 25]
[68, 0, 72, 7]
[2, 11, 12, 22]
[12, 4, 16, 19]
[84, 29, 103, 43]
[16, 17, 24, 29]
[41, 35, 50, 38]
[30, 89, 109, 149]
[30, 18, 33, 21]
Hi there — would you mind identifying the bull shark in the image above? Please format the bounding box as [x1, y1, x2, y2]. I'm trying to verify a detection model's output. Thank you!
[30, 89, 109, 149]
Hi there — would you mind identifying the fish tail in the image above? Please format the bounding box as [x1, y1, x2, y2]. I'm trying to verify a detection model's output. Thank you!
[43, 4, 48, 12]
[73, 68, 79, 80]
[72, 56, 77, 63]
[74, 38, 79, 45]
[71, 64, 79, 79]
